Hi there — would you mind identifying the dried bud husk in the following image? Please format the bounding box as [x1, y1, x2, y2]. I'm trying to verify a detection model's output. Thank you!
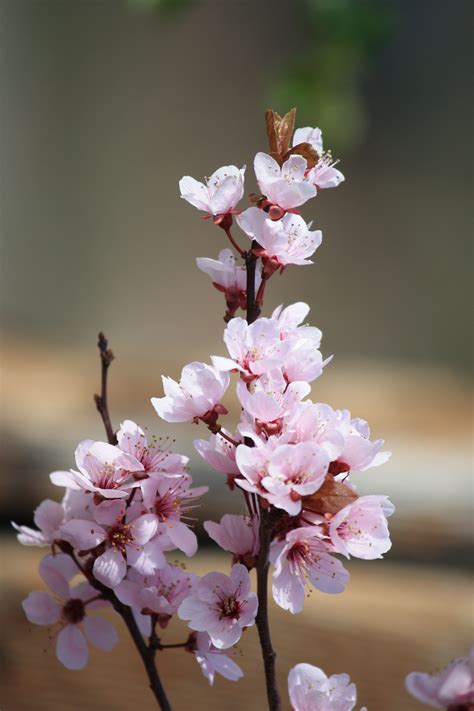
[265, 107, 297, 164]
[302, 474, 358, 515]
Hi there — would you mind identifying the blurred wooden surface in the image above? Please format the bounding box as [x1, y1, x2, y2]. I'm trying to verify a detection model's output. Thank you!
[2, 540, 472, 710]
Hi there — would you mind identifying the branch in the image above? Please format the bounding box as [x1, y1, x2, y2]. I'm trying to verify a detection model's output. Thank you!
[67, 550, 173, 711]
[94, 332, 117, 445]
[245, 243, 281, 710]
[255, 507, 282, 711]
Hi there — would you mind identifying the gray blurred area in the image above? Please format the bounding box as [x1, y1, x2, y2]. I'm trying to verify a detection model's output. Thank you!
[0, 0, 473, 709]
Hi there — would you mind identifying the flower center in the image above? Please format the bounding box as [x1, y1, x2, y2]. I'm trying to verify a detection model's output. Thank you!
[108, 523, 135, 553]
[219, 594, 241, 619]
[62, 598, 85, 624]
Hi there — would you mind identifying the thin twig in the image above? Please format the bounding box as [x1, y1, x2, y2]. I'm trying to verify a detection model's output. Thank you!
[89, 333, 173, 709]
[224, 226, 246, 257]
[94, 332, 116, 445]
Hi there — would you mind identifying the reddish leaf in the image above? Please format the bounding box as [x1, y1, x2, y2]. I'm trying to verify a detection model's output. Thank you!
[302, 474, 358, 516]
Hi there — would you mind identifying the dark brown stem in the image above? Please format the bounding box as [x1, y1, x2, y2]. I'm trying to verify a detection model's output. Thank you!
[157, 642, 189, 650]
[256, 273, 270, 308]
[254, 507, 281, 711]
[246, 241, 261, 324]
[94, 332, 117, 445]
[245, 244, 280, 710]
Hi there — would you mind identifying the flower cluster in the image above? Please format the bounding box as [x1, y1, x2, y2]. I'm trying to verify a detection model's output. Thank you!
[158, 109, 393, 625]
[15, 109, 400, 710]
[15, 419, 251, 681]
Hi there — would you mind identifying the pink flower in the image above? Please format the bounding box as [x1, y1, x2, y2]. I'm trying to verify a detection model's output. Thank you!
[236, 370, 310, 432]
[190, 631, 243, 685]
[293, 126, 345, 191]
[405, 648, 474, 708]
[22, 553, 118, 670]
[152, 361, 229, 425]
[204, 514, 259, 566]
[254, 152, 316, 210]
[196, 249, 261, 317]
[117, 419, 188, 478]
[60, 499, 165, 588]
[132, 473, 207, 556]
[288, 662, 362, 711]
[13, 498, 65, 546]
[179, 165, 245, 218]
[114, 563, 199, 628]
[284, 402, 390, 474]
[212, 316, 291, 380]
[237, 207, 322, 269]
[236, 441, 329, 515]
[272, 303, 331, 384]
[178, 563, 258, 649]
[329, 495, 394, 560]
[50, 440, 144, 499]
[194, 430, 241, 478]
[270, 528, 349, 613]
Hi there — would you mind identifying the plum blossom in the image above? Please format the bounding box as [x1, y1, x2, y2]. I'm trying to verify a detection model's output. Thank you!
[13, 499, 65, 547]
[211, 316, 291, 380]
[152, 362, 229, 426]
[114, 563, 198, 628]
[178, 563, 258, 649]
[60, 499, 165, 588]
[405, 648, 474, 708]
[236, 441, 329, 515]
[22, 553, 118, 670]
[50, 440, 144, 499]
[283, 401, 390, 474]
[131, 473, 208, 556]
[194, 430, 241, 482]
[236, 370, 310, 436]
[271, 527, 349, 613]
[293, 126, 345, 190]
[237, 207, 322, 271]
[204, 514, 259, 567]
[190, 632, 243, 686]
[254, 152, 316, 210]
[329, 495, 394, 560]
[270, 302, 332, 384]
[288, 662, 364, 711]
[117, 419, 188, 478]
[196, 248, 261, 318]
[179, 165, 245, 219]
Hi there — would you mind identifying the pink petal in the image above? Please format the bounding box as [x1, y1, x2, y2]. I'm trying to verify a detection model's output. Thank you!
[130, 514, 159, 545]
[56, 624, 89, 670]
[50, 470, 80, 489]
[93, 548, 127, 588]
[39, 553, 79, 598]
[165, 521, 198, 556]
[22, 591, 61, 625]
[94, 499, 126, 527]
[126, 540, 166, 575]
[83, 615, 118, 651]
[60, 519, 106, 550]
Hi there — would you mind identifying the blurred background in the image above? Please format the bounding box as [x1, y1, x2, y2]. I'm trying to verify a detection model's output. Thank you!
[1, 0, 472, 709]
